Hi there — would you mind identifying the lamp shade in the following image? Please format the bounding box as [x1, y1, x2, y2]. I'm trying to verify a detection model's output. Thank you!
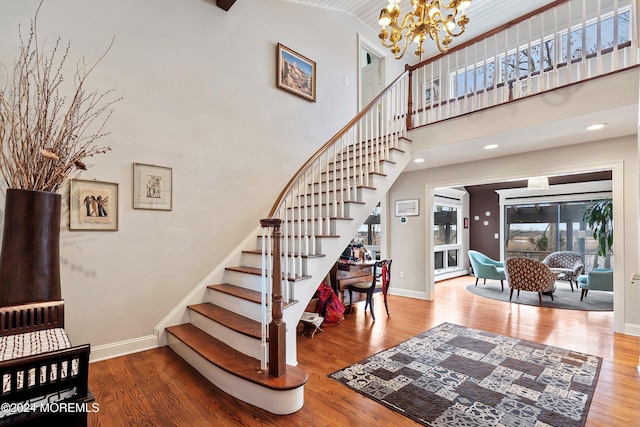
[527, 176, 549, 190]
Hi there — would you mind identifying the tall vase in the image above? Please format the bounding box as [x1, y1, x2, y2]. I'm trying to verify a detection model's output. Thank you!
[0, 189, 61, 305]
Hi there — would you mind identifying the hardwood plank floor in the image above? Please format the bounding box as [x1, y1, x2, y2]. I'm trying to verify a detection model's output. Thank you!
[88, 276, 640, 426]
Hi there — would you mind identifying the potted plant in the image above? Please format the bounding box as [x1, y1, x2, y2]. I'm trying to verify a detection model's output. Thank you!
[0, 3, 119, 305]
[583, 199, 613, 267]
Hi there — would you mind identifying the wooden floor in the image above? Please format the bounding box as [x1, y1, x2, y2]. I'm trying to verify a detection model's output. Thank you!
[88, 276, 640, 426]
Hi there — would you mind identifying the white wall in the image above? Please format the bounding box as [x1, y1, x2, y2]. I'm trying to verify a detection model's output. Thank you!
[0, 0, 405, 353]
[388, 135, 639, 334]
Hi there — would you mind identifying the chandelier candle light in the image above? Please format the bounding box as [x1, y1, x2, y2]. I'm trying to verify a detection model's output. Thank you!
[379, 0, 471, 59]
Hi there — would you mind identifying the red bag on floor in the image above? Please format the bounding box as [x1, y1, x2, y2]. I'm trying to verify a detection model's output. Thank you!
[316, 281, 345, 326]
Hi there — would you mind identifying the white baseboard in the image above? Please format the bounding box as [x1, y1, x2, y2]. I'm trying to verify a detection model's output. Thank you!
[389, 288, 429, 300]
[90, 335, 159, 363]
[435, 269, 471, 282]
[624, 322, 640, 337]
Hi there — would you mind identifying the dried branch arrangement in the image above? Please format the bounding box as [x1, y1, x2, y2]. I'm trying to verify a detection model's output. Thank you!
[0, 3, 120, 192]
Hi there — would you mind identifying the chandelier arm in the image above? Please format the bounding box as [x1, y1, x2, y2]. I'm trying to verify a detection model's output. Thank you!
[445, 26, 466, 37]
[389, 11, 418, 33]
[430, 29, 447, 53]
[397, 32, 413, 59]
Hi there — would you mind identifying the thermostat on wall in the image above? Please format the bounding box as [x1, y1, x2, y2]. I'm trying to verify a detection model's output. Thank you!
[400, 216, 407, 224]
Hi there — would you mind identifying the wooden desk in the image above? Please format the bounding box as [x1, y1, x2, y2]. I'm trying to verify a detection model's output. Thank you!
[330, 262, 374, 304]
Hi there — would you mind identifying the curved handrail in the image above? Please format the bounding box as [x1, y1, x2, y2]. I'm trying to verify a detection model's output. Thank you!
[266, 69, 410, 218]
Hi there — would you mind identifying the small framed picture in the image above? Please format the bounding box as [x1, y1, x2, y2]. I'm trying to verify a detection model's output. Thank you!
[133, 163, 173, 211]
[422, 78, 440, 104]
[277, 43, 316, 102]
[69, 179, 119, 231]
[395, 199, 420, 217]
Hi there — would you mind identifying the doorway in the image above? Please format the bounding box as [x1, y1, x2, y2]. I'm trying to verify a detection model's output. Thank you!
[424, 164, 625, 334]
[357, 34, 386, 111]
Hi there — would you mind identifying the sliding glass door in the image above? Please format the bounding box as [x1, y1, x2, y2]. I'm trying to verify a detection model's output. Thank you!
[505, 201, 604, 269]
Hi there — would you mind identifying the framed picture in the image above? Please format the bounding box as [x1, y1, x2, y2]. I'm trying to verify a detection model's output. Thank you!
[133, 163, 173, 210]
[69, 179, 119, 231]
[277, 43, 316, 102]
[422, 78, 440, 104]
[395, 199, 420, 217]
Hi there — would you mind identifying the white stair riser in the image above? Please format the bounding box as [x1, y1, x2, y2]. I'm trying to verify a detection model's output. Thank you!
[286, 203, 352, 220]
[224, 270, 264, 292]
[256, 235, 324, 257]
[284, 218, 338, 236]
[242, 251, 309, 277]
[320, 162, 393, 182]
[295, 190, 358, 207]
[206, 288, 265, 323]
[307, 174, 385, 192]
[167, 336, 304, 415]
[242, 251, 308, 278]
[189, 310, 264, 360]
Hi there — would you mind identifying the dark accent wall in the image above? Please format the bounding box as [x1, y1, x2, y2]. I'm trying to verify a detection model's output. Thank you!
[464, 171, 612, 261]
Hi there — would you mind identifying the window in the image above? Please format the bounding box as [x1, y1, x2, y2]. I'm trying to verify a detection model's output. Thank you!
[434, 204, 460, 271]
[434, 205, 458, 245]
[449, 7, 631, 98]
[505, 200, 603, 267]
[560, 9, 631, 62]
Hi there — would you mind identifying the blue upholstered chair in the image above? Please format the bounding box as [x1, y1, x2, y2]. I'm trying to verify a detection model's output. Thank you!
[577, 269, 613, 301]
[468, 250, 506, 291]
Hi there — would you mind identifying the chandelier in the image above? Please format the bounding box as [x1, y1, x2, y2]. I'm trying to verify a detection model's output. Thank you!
[378, 0, 471, 60]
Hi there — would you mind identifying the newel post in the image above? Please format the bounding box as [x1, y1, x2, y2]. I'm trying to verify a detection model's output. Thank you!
[260, 218, 286, 377]
[405, 65, 414, 130]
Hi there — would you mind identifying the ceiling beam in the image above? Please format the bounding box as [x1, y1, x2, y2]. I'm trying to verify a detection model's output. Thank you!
[216, 0, 237, 11]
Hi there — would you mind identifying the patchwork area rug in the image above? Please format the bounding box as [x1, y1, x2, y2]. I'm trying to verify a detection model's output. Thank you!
[330, 323, 601, 426]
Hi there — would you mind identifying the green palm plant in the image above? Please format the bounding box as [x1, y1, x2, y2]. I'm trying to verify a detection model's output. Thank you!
[583, 199, 613, 257]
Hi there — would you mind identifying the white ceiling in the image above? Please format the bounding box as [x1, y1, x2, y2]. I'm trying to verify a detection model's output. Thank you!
[283, 0, 559, 61]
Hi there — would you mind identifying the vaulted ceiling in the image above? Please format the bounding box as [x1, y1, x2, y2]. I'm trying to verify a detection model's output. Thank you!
[282, 0, 559, 60]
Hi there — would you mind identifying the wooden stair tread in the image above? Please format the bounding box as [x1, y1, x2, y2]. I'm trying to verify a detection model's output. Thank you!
[207, 284, 297, 308]
[188, 302, 261, 339]
[226, 266, 313, 281]
[312, 174, 386, 186]
[303, 186, 375, 197]
[286, 200, 365, 209]
[166, 324, 308, 391]
[208, 283, 262, 304]
[256, 234, 340, 240]
[242, 250, 325, 259]
[285, 217, 353, 222]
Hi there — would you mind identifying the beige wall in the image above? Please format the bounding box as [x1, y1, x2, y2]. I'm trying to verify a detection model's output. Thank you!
[0, 0, 405, 353]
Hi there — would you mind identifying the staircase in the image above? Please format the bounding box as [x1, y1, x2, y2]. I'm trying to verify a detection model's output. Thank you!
[152, 0, 640, 414]
[154, 71, 411, 414]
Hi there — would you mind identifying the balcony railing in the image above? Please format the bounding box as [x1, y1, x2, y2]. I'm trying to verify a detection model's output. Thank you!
[407, 0, 637, 128]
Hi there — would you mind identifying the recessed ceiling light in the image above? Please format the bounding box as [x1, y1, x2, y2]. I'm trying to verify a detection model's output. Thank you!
[586, 123, 607, 131]
[414, 158, 425, 163]
[484, 144, 498, 150]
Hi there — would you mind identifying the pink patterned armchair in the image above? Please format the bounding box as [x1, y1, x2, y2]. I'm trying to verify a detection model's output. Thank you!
[504, 257, 557, 306]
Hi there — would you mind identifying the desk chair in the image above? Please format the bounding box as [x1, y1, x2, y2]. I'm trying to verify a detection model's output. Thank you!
[346, 260, 392, 321]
